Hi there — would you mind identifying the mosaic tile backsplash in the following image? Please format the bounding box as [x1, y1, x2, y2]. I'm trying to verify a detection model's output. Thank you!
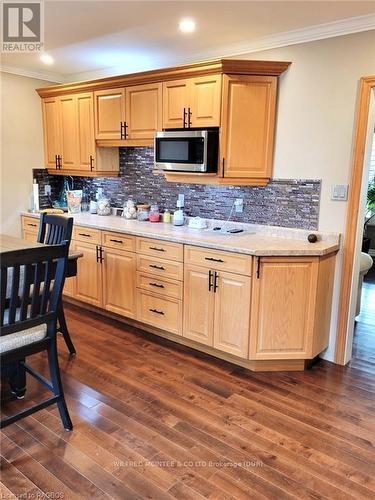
[34, 147, 321, 230]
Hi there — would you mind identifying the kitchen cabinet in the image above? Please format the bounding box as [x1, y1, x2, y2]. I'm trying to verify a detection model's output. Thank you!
[21, 216, 40, 241]
[183, 263, 251, 358]
[249, 256, 336, 359]
[94, 88, 125, 140]
[42, 97, 61, 169]
[162, 75, 221, 129]
[125, 83, 162, 140]
[102, 246, 136, 318]
[73, 240, 103, 307]
[42, 93, 118, 176]
[220, 75, 277, 180]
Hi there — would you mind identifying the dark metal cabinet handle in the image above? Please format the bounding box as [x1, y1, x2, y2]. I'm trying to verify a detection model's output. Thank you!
[213, 271, 219, 293]
[149, 246, 165, 252]
[149, 282, 165, 289]
[256, 257, 261, 279]
[78, 233, 91, 237]
[89, 155, 94, 171]
[208, 270, 213, 291]
[58, 155, 62, 169]
[205, 257, 224, 263]
[120, 122, 125, 139]
[149, 264, 165, 270]
[27, 223, 37, 227]
[99, 247, 104, 263]
[124, 121, 128, 139]
[110, 239, 123, 244]
[96, 245, 100, 263]
[183, 108, 186, 128]
[55, 154, 58, 169]
[188, 107, 192, 128]
[222, 158, 225, 171]
[149, 308, 164, 315]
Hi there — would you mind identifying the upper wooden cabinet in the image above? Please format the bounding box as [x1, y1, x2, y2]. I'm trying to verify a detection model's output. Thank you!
[42, 97, 61, 168]
[220, 75, 277, 181]
[94, 83, 162, 141]
[42, 93, 118, 176]
[94, 88, 125, 140]
[38, 59, 291, 181]
[162, 75, 222, 129]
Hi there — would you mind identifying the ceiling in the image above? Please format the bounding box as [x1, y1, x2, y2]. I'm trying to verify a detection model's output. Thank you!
[1, 0, 375, 83]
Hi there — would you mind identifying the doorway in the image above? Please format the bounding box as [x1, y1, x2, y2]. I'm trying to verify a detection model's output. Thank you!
[335, 77, 375, 364]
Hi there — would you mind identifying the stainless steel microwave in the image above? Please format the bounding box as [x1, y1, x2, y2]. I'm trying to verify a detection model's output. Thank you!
[154, 129, 219, 172]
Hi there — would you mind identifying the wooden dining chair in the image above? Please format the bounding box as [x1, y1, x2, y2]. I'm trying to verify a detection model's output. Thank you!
[37, 213, 76, 356]
[0, 243, 73, 430]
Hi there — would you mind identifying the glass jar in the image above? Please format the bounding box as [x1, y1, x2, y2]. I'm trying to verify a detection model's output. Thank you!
[136, 204, 150, 221]
[149, 204, 160, 223]
[97, 197, 111, 216]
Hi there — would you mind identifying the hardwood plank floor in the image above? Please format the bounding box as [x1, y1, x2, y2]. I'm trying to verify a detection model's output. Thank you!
[1, 294, 375, 499]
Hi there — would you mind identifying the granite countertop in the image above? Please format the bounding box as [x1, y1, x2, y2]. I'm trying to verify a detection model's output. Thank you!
[22, 211, 340, 257]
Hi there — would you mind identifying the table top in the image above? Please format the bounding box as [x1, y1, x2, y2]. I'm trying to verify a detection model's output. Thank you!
[0, 234, 82, 260]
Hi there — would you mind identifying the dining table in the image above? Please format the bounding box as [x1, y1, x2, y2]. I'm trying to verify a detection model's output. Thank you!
[0, 233, 82, 398]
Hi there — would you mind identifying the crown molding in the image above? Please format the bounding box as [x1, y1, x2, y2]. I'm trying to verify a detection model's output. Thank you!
[0, 65, 63, 83]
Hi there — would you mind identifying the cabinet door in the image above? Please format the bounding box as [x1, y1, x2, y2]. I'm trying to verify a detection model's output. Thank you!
[59, 95, 79, 170]
[249, 257, 318, 359]
[221, 75, 277, 179]
[74, 241, 102, 307]
[189, 75, 221, 127]
[125, 83, 162, 139]
[76, 93, 95, 171]
[94, 88, 125, 139]
[42, 97, 61, 168]
[102, 247, 136, 318]
[162, 79, 189, 129]
[213, 271, 251, 358]
[183, 265, 215, 346]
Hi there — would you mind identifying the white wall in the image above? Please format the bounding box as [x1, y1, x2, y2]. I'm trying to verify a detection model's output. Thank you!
[0, 72, 52, 236]
[237, 30, 375, 361]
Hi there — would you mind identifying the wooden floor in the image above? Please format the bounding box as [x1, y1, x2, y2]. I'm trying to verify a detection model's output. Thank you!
[1, 292, 375, 499]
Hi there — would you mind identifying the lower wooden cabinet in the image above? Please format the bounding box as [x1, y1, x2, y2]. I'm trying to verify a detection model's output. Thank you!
[183, 264, 251, 358]
[21, 216, 40, 241]
[249, 255, 335, 359]
[102, 246, 136, 318]
[73, 240, 102, 307]
[136, 290, 182, 336]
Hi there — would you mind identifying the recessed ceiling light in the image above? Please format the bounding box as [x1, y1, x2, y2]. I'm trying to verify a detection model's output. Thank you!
[40, 54, 54, 65]
[179, 18, 196, 33]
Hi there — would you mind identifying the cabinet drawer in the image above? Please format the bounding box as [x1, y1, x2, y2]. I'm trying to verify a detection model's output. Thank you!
[137, 290, 182, 336]
[137, 254, 183, 281]
[22, 216, 40, 233]
[184, 245, 252, 276]
[136, 237, 183, 262]
[136, 272, 183, 300]
[73, 225, 102, 245]
[102, 231, 135, 251]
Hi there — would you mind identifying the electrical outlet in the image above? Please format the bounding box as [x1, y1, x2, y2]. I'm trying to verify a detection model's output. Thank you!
[331, 184, 348, 201]
[178, 193, 185, 207]
[234, 198, 243, 213]
[44, 184, 51, 196]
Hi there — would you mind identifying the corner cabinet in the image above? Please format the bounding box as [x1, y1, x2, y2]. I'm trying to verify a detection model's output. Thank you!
[249, 255, 336, 360]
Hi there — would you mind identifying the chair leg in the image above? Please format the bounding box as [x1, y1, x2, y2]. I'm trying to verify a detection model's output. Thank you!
[58, 303, 76, 356]
[47, 340, 73, 431]
[8, 360, 26, 399]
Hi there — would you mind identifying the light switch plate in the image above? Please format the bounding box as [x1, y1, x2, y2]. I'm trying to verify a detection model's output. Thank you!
[331, 184, 348, 201]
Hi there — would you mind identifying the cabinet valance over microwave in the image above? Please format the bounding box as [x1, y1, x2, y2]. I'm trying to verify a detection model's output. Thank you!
[154, 129, 219, 173]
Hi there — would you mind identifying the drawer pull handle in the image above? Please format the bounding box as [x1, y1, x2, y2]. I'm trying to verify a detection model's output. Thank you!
[110, 239, 123, 244]
[205, 257, 224, 263]
[149, 246, 165, 252]
[149, 264, 165, 270]
[27, 223, 37, 227]
[149, 308, 164, 315]
[149, 282, 165, 289]
[78, 233, 91, 237]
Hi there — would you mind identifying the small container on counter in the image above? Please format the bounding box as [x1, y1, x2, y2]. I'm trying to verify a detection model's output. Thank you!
[136, 204, 150, 221]
[97, 197, 111, 216]
[162, 210, 171, 223]
[149, 204, 160, 223]
[89, 200, 98, 214]
[123, 199, 137, 219]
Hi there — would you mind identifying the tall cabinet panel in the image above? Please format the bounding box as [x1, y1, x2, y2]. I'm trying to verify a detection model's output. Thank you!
[42, 97, 61, 168]
[59, 95, 79, 170]
[94, 88, 125, 139]
[125, 83, 162, 139]
[220, 75, 277, 179]
[162, 79, 190, 129]
[190, 75, 221, 127]
[76, 93, 95, 171]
